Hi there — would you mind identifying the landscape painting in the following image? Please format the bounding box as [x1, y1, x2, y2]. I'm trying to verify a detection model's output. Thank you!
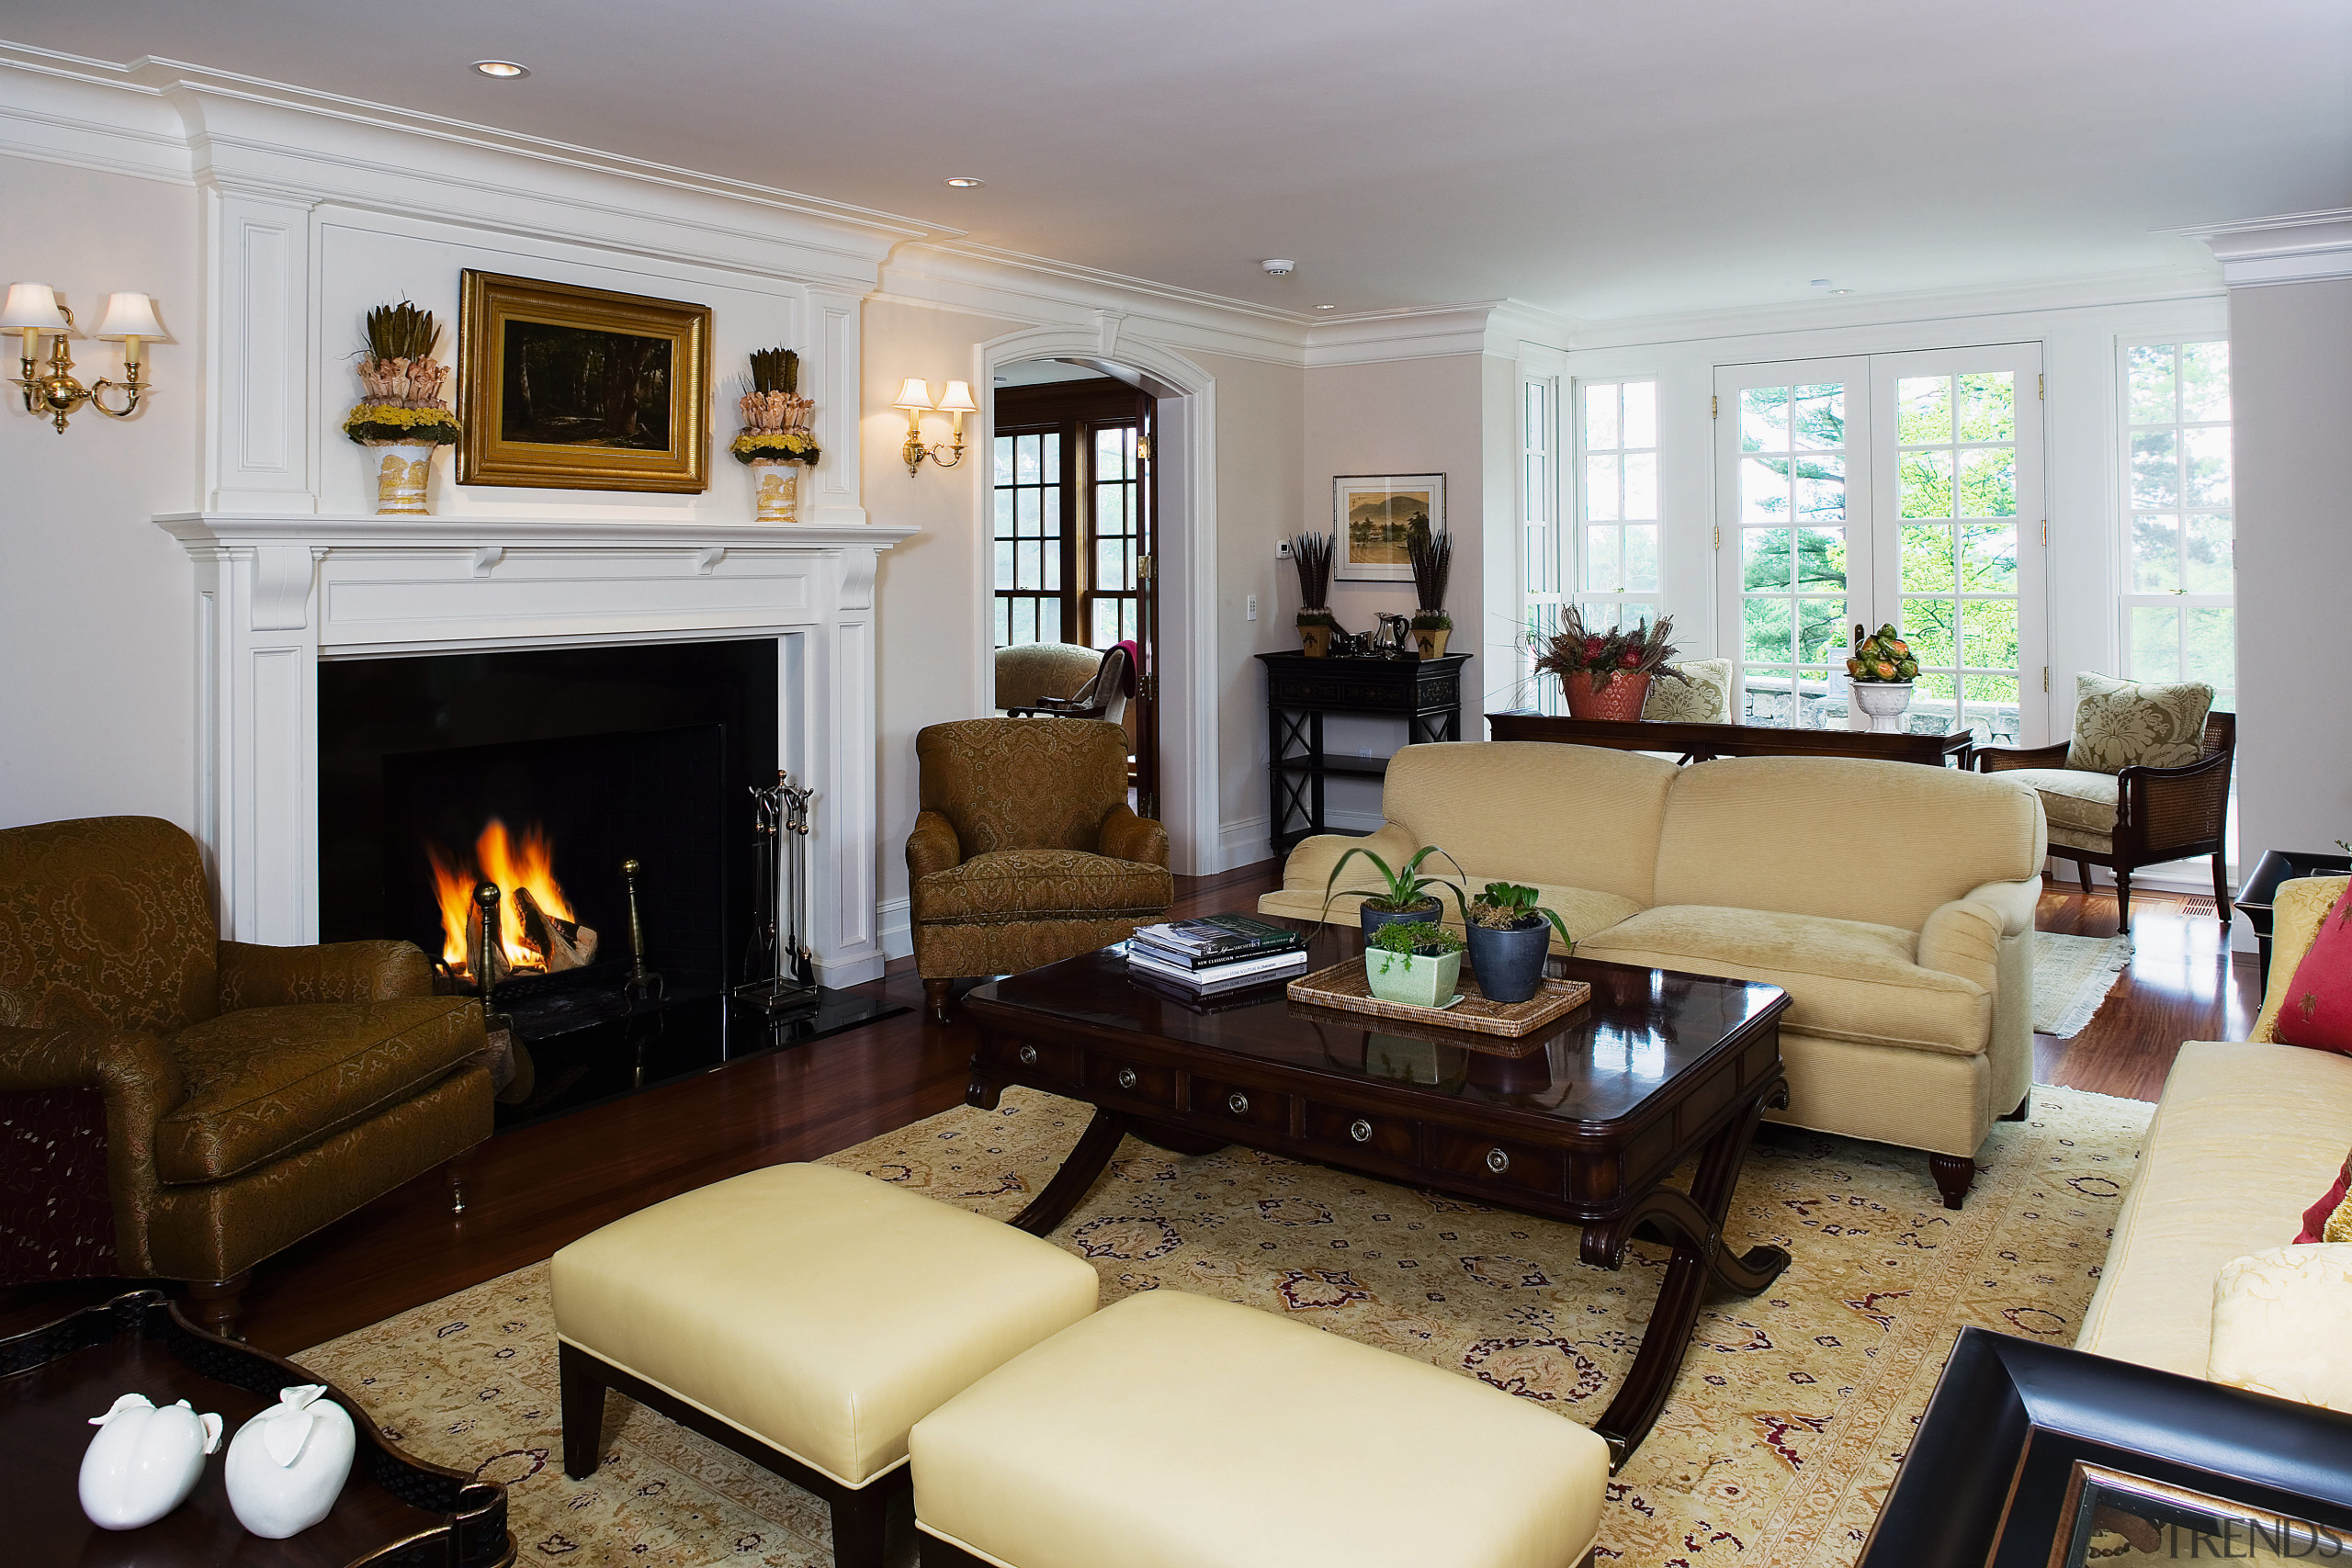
[1333, 473, 1444, 581]
[458, 270, 711, 493]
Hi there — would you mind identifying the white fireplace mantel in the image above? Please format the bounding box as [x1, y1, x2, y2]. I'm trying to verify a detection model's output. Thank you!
[160, 510, 917, 987]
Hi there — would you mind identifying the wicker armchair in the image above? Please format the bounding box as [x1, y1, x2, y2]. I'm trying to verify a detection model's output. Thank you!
[1974, 711, 2234, 930]
[0, 816, 493, 1336]
[907, 719, 1172, 1020]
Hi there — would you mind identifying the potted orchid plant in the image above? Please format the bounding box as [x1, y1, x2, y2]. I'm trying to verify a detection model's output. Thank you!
[1320, 842, 1467, 942]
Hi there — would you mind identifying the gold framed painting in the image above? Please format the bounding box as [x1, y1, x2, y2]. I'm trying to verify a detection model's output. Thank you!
[456, 270, 711, 492]
[1333, 473, 1443, 581]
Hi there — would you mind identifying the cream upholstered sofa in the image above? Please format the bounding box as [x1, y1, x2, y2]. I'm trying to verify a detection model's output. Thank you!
[1260, 741, 2047, 1208]
[2075, 874, 2352, 1377]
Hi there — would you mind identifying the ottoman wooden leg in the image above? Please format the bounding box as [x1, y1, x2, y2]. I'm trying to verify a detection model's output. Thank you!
[560, 1341, 608, 1479]
[829, 1479, 893, 1568]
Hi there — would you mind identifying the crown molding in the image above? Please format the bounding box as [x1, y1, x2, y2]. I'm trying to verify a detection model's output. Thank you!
[1561, 265, 2224, 351]
[2169, 209, 2352, 289]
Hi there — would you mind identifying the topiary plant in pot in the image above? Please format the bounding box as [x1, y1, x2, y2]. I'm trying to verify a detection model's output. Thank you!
[1461, 882, 1576, 1004]
[1363, 920, 1464, 1009]
[1321, 844, 1467, 942]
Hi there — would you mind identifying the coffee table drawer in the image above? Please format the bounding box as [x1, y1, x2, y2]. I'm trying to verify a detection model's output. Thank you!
[1188, 1075, 1290, 1134]
[1303, 1100, 1417, 1163]
[1423, 1127, 1563, 1199]
[981, 1034, 1081, 1086]
[1085, 1055, 1178, 1109]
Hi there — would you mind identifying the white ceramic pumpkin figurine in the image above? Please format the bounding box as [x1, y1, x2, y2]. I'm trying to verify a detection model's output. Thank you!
[79, 1393, 224, 1529]
[223, 1384, 356, 1539]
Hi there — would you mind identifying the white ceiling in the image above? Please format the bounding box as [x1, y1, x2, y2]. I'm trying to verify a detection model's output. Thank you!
[9, 1, 2346, 321]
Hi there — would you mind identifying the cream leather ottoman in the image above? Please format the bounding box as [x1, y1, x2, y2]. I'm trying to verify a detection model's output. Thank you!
[551, 1164, 1099, 1568]
[910, 1290, 1611, 1568]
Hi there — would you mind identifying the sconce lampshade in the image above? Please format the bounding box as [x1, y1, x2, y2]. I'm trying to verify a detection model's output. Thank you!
[0, 282, 73, 333]
[935, 379, 978, 414]
[95, 292, 167, 342]
[893, 378, 935, 412]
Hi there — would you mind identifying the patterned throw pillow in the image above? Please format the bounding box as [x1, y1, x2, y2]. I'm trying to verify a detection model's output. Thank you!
[2277, 882, 2352, 1061]
[2296, 1152, 2352, 1244]
[2064, 671, 2214, 773]
[1641, 659, 1733, 724]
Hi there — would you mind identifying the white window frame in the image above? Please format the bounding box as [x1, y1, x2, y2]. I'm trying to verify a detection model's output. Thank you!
[1573, 376, 1666, 635]
[2116, 336, 2234, 712]
[1518, 355, 1565, 712]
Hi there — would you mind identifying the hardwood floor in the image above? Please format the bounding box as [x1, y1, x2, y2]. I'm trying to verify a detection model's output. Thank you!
[1, 862, 2257, 1357]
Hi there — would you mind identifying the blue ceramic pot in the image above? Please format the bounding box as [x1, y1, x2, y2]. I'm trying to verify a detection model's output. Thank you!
[1359, 898, 1442, 943]
[1465, 918, 1552, 1004]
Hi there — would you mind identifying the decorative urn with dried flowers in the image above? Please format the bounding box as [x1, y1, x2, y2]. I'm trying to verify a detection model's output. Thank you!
[729, 347, 819, 522]
[1407, 516, 1453, 658]
[1289, 529, 1338, 657]
[1532, 606, 1689, 720]
[342, 301, 458, 515]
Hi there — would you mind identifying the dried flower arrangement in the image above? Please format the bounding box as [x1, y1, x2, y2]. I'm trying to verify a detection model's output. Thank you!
[1407, 517, 1452, 631]
[729, 348, 820, 466]
[342, 301, 458, 446]
[1290, 531, 1336, 624]
[1531, 605, 1689, 693]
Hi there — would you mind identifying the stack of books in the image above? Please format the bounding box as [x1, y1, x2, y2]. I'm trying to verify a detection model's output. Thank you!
[1127, 914, 1309, 997]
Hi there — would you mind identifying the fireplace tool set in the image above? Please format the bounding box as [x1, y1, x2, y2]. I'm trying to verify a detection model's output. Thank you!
[735, 769, 819, 1018]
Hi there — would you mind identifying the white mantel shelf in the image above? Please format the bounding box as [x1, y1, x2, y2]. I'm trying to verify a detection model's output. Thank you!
[159, 509, 915, 987]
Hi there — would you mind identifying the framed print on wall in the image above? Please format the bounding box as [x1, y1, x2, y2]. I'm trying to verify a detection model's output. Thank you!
[456, 270, 712, 492]
[1333, 473, 1444, 581]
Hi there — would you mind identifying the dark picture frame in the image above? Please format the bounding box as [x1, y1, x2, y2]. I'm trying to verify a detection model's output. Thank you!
[1859, 1326, 2352, 1567]
[457, 270, 711, 492]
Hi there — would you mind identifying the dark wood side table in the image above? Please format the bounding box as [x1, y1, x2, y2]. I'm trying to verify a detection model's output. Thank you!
[1487, 710, 1974, 767]
[964, 918, 1792, 1468]
[1259, 652, 1469, 857]
[0, 1291, 512, 1567]
[2237, 849, 2352, 990]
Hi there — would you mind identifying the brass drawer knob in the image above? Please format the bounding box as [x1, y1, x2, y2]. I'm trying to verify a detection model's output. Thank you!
[1485, 1145, 1510, 1175]
[1349, 1118, 1373, 1144]
[1227, 1091, 1250, 1116]
[1115, 1066, 1137, 1090]
[1017, 1043, 1038, 1066]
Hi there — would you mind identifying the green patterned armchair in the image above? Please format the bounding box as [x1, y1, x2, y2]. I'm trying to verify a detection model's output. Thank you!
[0, 816, 493, 1336]
[907, 719, 1172, 1020]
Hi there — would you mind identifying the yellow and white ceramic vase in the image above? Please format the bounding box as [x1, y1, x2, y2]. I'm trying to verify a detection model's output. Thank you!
[752, 459, 800, 524]
[371, 442, 435, 515]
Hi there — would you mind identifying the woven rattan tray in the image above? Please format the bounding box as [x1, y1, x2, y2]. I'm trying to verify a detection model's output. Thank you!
[1285, 958, 1591, 1039]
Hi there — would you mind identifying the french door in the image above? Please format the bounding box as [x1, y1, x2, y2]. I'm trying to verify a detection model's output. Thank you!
[1714, 344, 2046, 745]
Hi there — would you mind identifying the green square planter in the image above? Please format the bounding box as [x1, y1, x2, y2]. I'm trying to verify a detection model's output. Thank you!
[1363, 947, 1463, 1009]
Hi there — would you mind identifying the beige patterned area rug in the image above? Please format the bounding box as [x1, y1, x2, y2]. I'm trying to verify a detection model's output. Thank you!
[300, 1085, 2152, 1568]
[2033, 932, 2136, 1038]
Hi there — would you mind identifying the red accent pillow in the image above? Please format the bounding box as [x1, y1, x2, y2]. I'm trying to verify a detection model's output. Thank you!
[2275, 884, 2352, 1055]
[2300, 1154, 2352, 1244]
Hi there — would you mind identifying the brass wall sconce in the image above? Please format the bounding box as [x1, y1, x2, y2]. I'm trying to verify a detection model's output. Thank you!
[895, 377, 977, 476]
[3, 283, 168, 433]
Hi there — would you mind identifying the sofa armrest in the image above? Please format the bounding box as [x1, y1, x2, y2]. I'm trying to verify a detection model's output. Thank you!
[2118, 747, 2233, 861]
[1282, 820, 1423, 897]
[1917, 877, 2040, 991]
[217, 939, 433, 1010]
[0, 1022, 183, 1274]
[1098, 805, 1170, 867]
[907, 810, 964, 885]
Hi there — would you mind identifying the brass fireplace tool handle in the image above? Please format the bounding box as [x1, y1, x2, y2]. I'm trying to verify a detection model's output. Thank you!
[621, 858, 663, 1001]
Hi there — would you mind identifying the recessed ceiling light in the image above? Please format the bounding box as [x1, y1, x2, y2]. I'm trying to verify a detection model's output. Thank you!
[944, 176, 985, 188]
[1315, 303, 1337, 310]
[472, 60, 529, 78]
[1809, 278, 1833, 288]
[1829, 288, 1855, 296]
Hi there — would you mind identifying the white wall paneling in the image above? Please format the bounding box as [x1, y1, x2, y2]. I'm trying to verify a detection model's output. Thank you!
[161, 513, 912, 985]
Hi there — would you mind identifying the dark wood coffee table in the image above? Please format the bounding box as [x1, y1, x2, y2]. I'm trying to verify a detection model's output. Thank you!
[965, 919, 1792, 1467]
[0, 1291, 512, 1567]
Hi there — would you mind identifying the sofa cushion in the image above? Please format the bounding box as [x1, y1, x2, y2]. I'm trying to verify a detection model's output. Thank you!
[2208, 1245, 2352, 1414]
[156, 998, 485, 1183]
[2065, 671, 2213, 773]
[1258, 874, 1639, 947]
[1382, 742, 1677, 908]
[1996, 768, 2118, 838]
[915, 850, 1172, 925]
[1651, 755, 2046, 932]
[2076, 1040, 2352, 1377]
[1577, 905, 1991, 1055]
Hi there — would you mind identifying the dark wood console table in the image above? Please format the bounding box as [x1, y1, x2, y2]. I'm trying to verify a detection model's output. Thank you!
[1487, 710, 1973, 768]
[1260, 652, 1469, 856]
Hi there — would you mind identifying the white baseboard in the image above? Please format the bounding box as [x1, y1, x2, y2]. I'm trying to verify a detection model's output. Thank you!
[1216, 811, 1387, 874]
[877, 897, 912, 961]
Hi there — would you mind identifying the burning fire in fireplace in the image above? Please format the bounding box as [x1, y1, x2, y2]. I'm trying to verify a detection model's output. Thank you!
[427, 818, 598, 983]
